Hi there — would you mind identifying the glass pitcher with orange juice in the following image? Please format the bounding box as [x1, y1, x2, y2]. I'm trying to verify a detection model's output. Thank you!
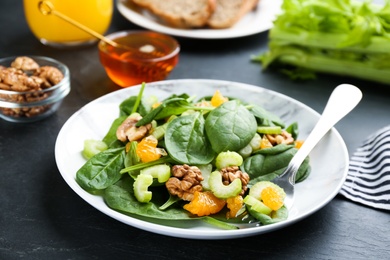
[24, 0, 113, 48]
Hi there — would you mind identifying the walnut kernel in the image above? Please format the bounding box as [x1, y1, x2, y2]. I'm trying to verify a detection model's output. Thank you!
[220, 166, 250, 196]
[265, 130, 295, 146]
[166, 164, 204, 201]
[116, 113, 152, 142]
[0, 56, 64, 119]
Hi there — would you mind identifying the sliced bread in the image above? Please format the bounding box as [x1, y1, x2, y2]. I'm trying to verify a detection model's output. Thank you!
[131, 0, 216, 28]
[207, 0, 259, 29]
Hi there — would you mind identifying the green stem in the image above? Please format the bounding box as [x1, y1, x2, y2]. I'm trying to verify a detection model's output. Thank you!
[131, 82, 146, 114]
[277, 49, 390, 84]
[270, 28, 390, 54]
[201, 216, 239, 230]
[120, 156, 175, 174]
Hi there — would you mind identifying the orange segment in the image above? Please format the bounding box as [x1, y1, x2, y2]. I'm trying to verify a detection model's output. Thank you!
[183, 191, 226, 217]
[261, 186, 284, 211]
[152, 102, 161, 109]
[125, 141, 132, 153]
[136, 135, 161, 163]
[260, 135, 273, 149]
[211, 90, 228, 107]
[295, 140, 304, 149]
[226, 195, 244, 218]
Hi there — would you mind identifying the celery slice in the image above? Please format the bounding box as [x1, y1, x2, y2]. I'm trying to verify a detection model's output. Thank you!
[249, 181, 286, 201]
[238, 144, 253, 159]
[140, 164, 171, 183]
[198, 164, 213, 191]
[133, 174, 153, 203]
[209, 171, 242, 199]
[215, 151, 243, 169]
[82, 139, 108, 160]
[244, 195, 272, 215]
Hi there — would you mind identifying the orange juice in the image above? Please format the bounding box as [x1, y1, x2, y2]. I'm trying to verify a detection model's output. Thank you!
[24, 0, 113, 47]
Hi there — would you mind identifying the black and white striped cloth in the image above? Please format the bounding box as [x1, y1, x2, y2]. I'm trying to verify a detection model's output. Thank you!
[340, 125, 390, 211]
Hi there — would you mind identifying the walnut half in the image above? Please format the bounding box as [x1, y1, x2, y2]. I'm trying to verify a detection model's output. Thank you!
[165, 164, 204, 201]
[0, 56, 64, 118]
[220, 166, 250, 196]
[116, 113, 152, 142]
[266, 130, 294, 146]
[11, 56, 39, 71]
[34, 66, 64, 87]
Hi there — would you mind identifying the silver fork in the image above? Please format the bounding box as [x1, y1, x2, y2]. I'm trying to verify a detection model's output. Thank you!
[272, 84, 362, 209]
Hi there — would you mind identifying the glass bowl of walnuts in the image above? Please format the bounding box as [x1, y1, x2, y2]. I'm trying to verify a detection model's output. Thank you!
[0, 56, 70, 122]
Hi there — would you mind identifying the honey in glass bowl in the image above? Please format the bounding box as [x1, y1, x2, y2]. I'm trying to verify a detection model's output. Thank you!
[98, 31, 180, 87]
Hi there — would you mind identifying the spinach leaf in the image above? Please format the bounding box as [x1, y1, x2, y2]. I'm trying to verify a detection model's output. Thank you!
[154, 98, 192, 120]
[197, 95, 240, 102]
[105, 178, 242, 229]
[124, 141, 141, 179]
[297, 165, 311, 182]
[119, 92, 154, 119]
[76, 147, 125, 192]
[242, 154, 265, 178]
[102, 115, 127, 147]
[250, 104, 285, 127]
[205, 100, 257, 153]
[120, 156, 175, 174]
[119, 82, 148, 116]
[242, 147, 310, 185]
[159, 195, 182, 210]
[136, 97, 190, 126]
[165, 112, 215, 165]
[286, 122, 299, 140]
[104, 178, 195, 220]
[163, 93, 190, 101]
[253, 144, 293, 155]
[247, 205, 288, 225]
[139, 95, 158, 116]
[119, 96, 152, 117]
[119, 96, 137, 116]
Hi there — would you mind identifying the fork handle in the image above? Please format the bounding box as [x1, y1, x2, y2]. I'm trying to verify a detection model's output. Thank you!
[286, 84, 362, 183]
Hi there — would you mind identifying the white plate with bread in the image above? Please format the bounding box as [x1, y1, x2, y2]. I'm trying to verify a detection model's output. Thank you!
[117, 0, 282, 39]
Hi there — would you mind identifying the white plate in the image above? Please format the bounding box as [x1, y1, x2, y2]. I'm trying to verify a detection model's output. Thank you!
[116, 0, 282, 39]
[55, 79, 349, 239]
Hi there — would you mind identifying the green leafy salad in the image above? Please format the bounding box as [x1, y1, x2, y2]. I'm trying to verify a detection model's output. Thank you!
[253, 0, 390, 84]
[76, 84, 311, 229]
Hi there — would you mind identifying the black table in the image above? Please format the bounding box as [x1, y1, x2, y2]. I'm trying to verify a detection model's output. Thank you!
[1, 1, 389, 259]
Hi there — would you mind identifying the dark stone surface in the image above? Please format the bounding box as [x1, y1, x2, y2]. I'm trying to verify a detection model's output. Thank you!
[1, 1, 389, 259]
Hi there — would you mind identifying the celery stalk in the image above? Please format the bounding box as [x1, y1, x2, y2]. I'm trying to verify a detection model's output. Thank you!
[269, 28, 390, 54]
[266, 46, 390, 84]
[255, 0, 390, 85]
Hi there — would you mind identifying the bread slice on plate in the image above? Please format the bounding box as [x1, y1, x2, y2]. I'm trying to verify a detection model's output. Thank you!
[208, 0, 259, 29]
[131, 0, 216, 28]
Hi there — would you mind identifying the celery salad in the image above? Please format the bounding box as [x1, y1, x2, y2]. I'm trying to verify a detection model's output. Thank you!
[76, 83, 311, 230]
[253, 0, 390, 84]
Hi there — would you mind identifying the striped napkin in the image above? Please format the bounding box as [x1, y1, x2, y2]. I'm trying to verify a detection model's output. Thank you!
[340, 125, 390, 211]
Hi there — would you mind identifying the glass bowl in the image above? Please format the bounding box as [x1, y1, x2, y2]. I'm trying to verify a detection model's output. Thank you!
[98, 30, 180, 87]
[0, 56, 70, 123]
